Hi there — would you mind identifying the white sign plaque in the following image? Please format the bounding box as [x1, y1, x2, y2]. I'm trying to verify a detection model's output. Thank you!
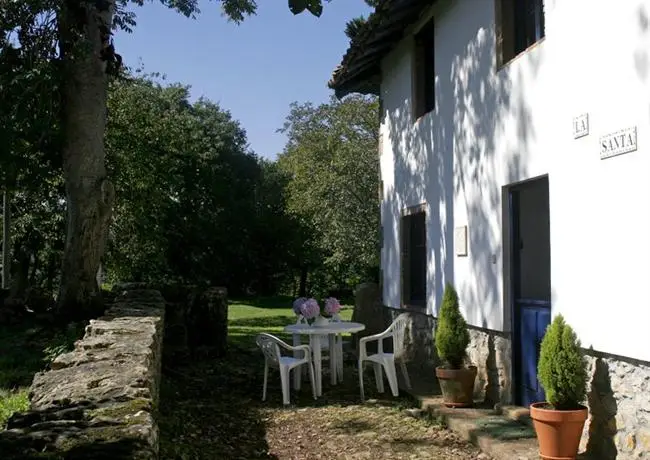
[455, 226, 468, 257]
[573, 114, 589, 139]
[600, 127, 637, 160]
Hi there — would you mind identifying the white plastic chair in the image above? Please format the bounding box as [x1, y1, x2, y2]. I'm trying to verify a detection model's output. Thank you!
[256, 333, 317, 405]
[358, 313, 412, 400]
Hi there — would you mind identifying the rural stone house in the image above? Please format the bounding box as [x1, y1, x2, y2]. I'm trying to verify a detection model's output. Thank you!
[329, 0, 650, 457]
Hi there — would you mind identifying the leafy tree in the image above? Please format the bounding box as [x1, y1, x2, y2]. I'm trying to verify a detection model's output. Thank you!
[277, 94, 380, 294]
[105, 74, 306, 296]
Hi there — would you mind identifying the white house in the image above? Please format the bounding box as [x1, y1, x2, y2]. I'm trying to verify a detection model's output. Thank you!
[329, 0, 650, 457]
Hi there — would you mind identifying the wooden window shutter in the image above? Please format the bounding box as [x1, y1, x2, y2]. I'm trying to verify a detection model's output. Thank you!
[400, 215, 411, 306]
[412, 38, 424, 119]
[495, 0, 515, 68]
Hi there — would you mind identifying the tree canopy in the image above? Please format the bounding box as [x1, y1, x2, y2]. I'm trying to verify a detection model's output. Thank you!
[278, 94, 380, 292]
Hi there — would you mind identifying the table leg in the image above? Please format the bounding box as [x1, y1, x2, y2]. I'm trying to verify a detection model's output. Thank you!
[329, 334, 337, 385]
[311, 335, 322, 397]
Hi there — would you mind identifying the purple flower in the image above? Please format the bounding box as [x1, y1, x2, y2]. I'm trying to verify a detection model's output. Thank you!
[293, 297, 307, 315]
[300, 298, 320, 319]
[324, 297, 341, 315]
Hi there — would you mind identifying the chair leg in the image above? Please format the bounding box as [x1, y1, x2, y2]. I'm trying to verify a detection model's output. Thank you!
[400, 360, 411, 389]
[292, 334, 303, 389]
[358, 359, 365, 401]
[279, 366, 290, 405]
[262, 362, 268, 402]
[373, 363, 384, 393]
[337, 337, 344, 382]
[307, 362, 317, 400]
[384, 361, 399, 397]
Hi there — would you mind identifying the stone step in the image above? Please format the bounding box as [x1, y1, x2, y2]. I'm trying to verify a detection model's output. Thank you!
[499, 405, 533, 427]
[413, 394, 541, 459]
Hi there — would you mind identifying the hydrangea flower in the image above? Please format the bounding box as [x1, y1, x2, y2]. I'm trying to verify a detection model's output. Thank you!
[324, 297, 341, 315]
[293, 297, 307, 315]
[300, 298, 320, 319]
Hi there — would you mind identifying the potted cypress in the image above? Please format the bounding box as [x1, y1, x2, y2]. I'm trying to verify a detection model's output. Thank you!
[434, 283, 477, 407]
[531, 314, 588, 460]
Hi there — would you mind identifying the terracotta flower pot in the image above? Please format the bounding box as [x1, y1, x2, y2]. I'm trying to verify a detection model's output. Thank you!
[435, 365, 477, 407]
[530, 402, 588, 460]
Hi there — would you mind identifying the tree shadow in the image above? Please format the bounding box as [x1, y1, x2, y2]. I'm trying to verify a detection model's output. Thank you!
[379, 0, 544, 409]
[159, 343, 279, 459]
[0, 320, 84, 390]
[228, 315, 294, 328]
[229, 296, 295, 310]
[583, 357, 617, 459]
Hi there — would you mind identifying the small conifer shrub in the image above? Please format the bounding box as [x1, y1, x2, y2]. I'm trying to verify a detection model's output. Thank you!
[537, 314, 588, 410]
[435, 283, 470, 369]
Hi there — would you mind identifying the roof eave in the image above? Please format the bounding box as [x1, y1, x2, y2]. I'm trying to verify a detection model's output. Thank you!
[330, 68, 381, 99]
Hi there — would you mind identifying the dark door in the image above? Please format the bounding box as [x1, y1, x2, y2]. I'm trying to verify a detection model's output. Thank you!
[510, 177, 551, 407]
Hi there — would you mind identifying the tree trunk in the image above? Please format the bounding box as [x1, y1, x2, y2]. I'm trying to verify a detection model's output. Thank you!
[298, 265, 308, 297]
[2, 190, 11, 289]
[56, 0, 116, 320]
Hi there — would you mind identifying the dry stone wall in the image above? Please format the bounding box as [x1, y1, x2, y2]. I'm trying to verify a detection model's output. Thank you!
[581, 353, 650, 459]
[0, 288, 165, 459]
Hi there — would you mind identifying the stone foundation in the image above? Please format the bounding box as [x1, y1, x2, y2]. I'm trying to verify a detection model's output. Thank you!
[0, 287, 165, 459]
[465, 328, 512, 406]
[384, 307, 512, 405]
[581, 352, 650, 459]
[383, 306, 650, 458]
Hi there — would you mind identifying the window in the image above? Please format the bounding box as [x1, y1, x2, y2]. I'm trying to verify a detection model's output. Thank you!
[496, 0, 545, 68]
[401, 208, 427, 307]
[412, 19, 435, 120]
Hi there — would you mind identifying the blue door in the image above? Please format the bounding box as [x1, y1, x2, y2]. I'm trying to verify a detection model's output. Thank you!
[510, 178, 551, 407]
[518, 300, 550, 406]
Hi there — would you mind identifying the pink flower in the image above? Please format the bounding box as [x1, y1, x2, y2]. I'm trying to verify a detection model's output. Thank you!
[300, 298, 320, 319]
[324, 297, 341, 315]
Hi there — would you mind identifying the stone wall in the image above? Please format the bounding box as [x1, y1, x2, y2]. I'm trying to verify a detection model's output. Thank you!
[580, 352, 650, 460]
[388, 307, 513, 405]
[385, 305, 650, 458]
[0, 288, 165, 459]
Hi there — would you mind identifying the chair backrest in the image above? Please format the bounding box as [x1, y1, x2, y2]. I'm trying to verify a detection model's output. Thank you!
[390, 313, 410, 357]
[255, 333, 282, 367]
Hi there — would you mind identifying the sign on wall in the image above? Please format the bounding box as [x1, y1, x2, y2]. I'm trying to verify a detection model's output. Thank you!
[573, 113, 589, 139]
[454, 226, 468, 257]
[600, 127, 638, 160]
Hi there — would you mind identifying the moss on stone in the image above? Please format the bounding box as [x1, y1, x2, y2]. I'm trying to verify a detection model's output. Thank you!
[88, 398, 152, 422]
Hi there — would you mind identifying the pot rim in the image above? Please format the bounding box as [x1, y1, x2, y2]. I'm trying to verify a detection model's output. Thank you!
[435, 364, 477, 371]
[530, 401, 589, 422]
[530, 402, 588, 412]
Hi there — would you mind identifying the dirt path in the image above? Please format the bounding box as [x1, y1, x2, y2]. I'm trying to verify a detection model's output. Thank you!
[263, 403, 486, 459]
[160, 345, 487, 459]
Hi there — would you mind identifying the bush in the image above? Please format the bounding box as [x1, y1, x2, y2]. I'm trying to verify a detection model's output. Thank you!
[537, 314, 587, 410]
[435, 283, 470, 369]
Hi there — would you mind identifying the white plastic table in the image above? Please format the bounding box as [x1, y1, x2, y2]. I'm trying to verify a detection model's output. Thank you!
[284, 321, 365, 396]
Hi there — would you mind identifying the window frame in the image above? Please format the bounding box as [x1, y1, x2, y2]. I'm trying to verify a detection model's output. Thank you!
[412, 18, 435, 121]
[400, 204, 427, 309]
[496, 0, 545, 70]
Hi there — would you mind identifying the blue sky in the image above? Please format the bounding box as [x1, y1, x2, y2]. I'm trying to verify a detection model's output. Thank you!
[115, 1, 373, 159]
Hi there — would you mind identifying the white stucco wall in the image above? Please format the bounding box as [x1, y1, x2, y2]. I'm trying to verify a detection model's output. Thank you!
[380, 0, 650, 362]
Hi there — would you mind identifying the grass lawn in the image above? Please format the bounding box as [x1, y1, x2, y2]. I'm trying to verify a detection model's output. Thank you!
[0, 320, 85, 428]
[228, 297, 353, 349]
[159, 297, 486, 459]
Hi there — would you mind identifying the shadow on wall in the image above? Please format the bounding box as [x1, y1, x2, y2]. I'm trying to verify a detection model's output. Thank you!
[383, 0, 543, 330]
[584, 357, 617, 459]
